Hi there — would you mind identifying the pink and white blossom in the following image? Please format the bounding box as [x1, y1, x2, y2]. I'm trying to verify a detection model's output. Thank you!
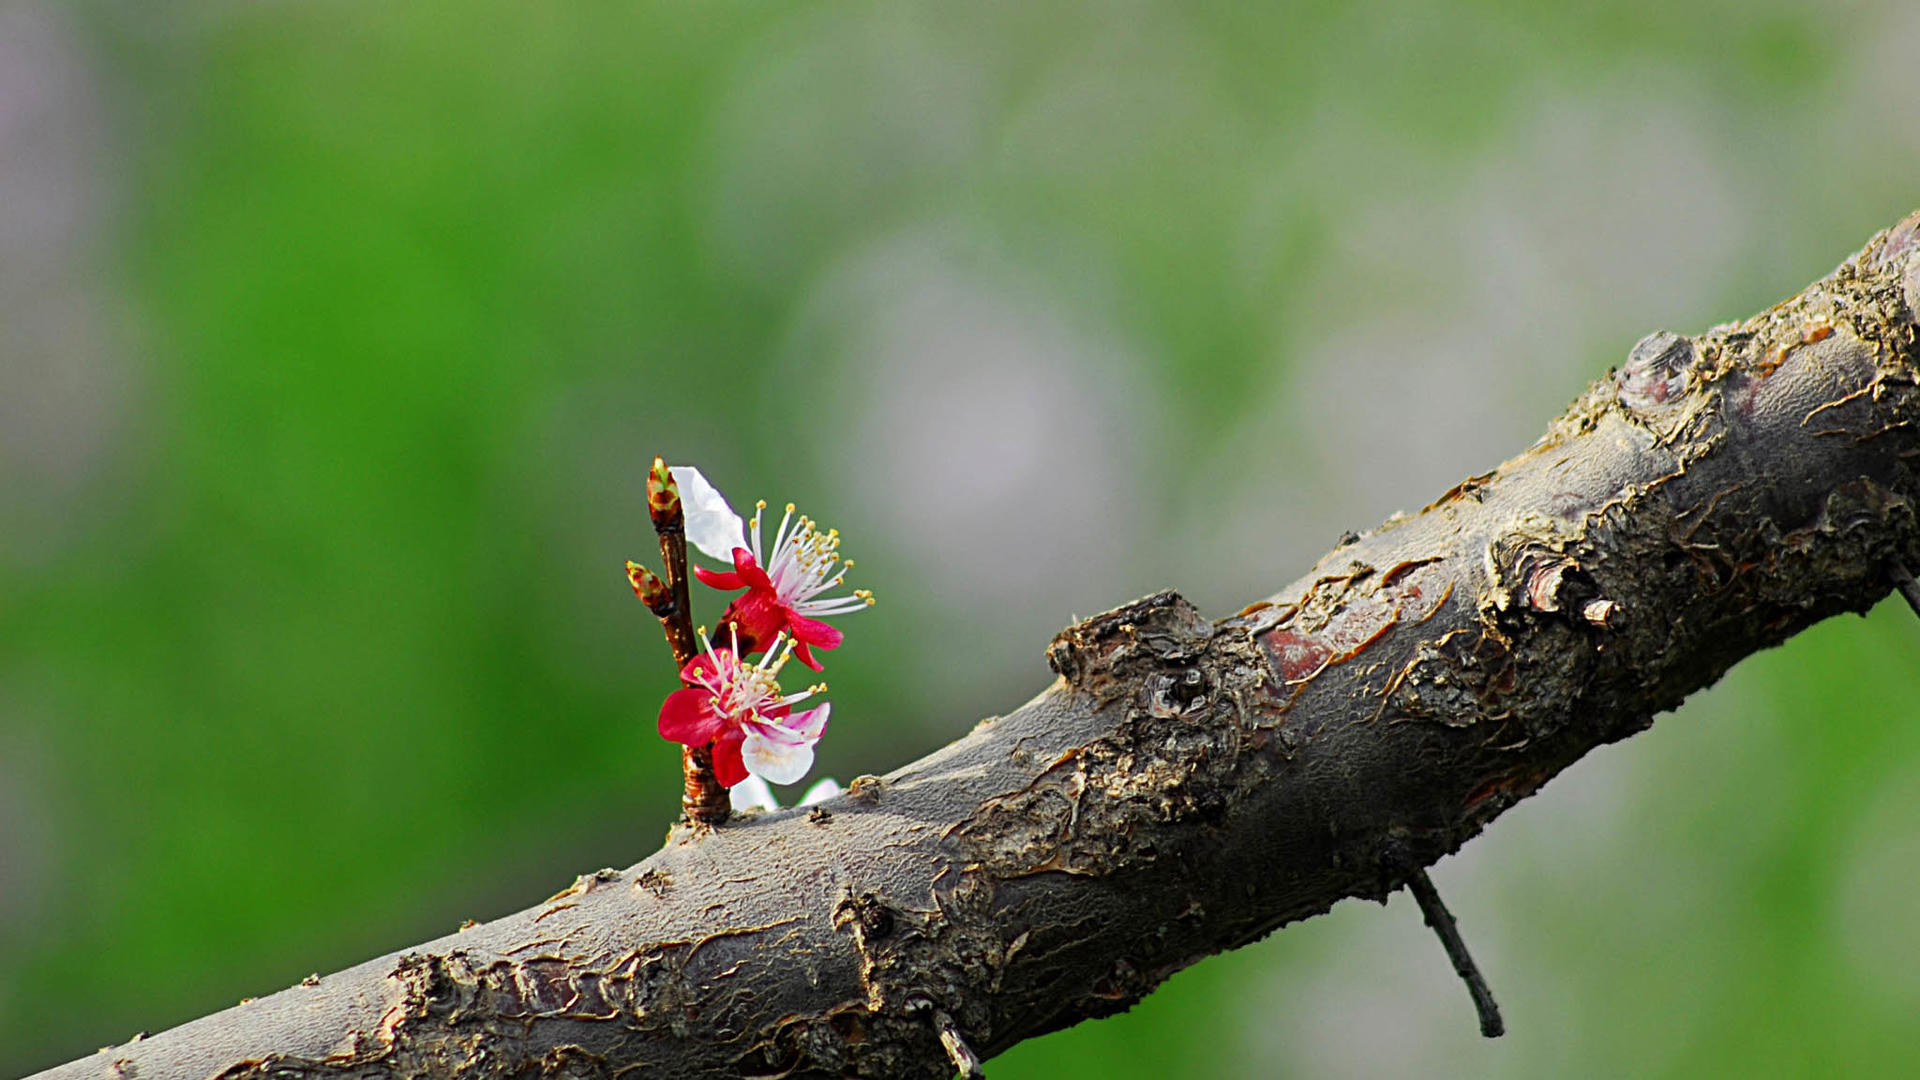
[655, 629, 830, 788]
[669, 466, 873, 670]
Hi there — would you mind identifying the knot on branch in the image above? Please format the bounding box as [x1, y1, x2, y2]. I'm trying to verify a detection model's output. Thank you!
[1045, 590, 1215, 704]
[1617, 330, 1698, 414]
[964, 591, 1278, 883]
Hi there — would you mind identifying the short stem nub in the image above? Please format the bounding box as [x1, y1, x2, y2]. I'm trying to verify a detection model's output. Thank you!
[1406, 868, 1505, 1039]
[1890, 560, 1920, 620]
[910, 1000, 985, 1079]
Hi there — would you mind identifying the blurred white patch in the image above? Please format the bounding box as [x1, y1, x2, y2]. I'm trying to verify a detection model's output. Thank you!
[836, 243, 1139, 608]
[1833, 765, 1920, 1007]
[1458, 83, 1746, 344]
[785, 229, 1146, 714]
[1209, 78, 1742, 589]
[1289, 312, 1528, 526]
[0, 2, 134, 568]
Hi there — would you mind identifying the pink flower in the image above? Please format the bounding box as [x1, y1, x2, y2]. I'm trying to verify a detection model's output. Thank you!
[656, 630, 831, 788]
[671, 466, 873, 671]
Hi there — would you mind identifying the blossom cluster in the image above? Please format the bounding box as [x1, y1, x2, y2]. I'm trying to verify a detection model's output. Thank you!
[644, 467, 872, 793]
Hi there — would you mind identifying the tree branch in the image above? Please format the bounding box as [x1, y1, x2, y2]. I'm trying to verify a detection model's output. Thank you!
[34, 211, 1920, 1080]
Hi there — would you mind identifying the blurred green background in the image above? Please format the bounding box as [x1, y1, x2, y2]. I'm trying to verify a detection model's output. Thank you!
[4, 1, 1920, 1075]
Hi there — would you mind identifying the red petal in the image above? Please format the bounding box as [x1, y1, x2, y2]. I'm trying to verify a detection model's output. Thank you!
[658, 688, 724, 745]
[791, 639, 822, 671]
[788, 615, 841, 671]
[678, 651, 724, 686]
[726, 591, 787, 652]
[711, 730, 748, 787]
[788, 614, 844, 651]
[733, 548, 774, 590]
[693, 565, 745, 591]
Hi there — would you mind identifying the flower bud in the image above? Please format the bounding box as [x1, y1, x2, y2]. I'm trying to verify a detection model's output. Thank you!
[626, 560, 672, 611]
[647, 455, 681, 528]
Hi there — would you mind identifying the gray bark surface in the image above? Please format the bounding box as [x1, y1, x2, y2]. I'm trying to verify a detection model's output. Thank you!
[33, 211, 1920, 1080]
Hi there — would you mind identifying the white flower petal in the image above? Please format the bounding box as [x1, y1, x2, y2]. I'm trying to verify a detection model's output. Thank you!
[742, 730, 816, 786]
[729, 773, 780, 813]
[670, 465, 748, 561]
[799, 777, 842, 806]
[785, 702, 830, 742]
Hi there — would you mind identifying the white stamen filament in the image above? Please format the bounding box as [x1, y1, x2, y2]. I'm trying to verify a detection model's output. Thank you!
[744, 499, 875, 618]
[689, 629, 820, 721]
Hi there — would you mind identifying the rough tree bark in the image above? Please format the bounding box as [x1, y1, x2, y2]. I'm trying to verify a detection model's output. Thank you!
[33, 212, 1920, 1080]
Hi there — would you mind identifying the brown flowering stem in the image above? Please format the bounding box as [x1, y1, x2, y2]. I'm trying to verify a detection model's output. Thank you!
[627, 559, 731, 825]
[643, 459, 699, 668]
[646, 457, 730, 825]
[1405, 869, 1504, 1038]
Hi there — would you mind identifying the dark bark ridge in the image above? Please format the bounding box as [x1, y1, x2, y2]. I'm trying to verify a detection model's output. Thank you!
[34, 212, 1920, 1080]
